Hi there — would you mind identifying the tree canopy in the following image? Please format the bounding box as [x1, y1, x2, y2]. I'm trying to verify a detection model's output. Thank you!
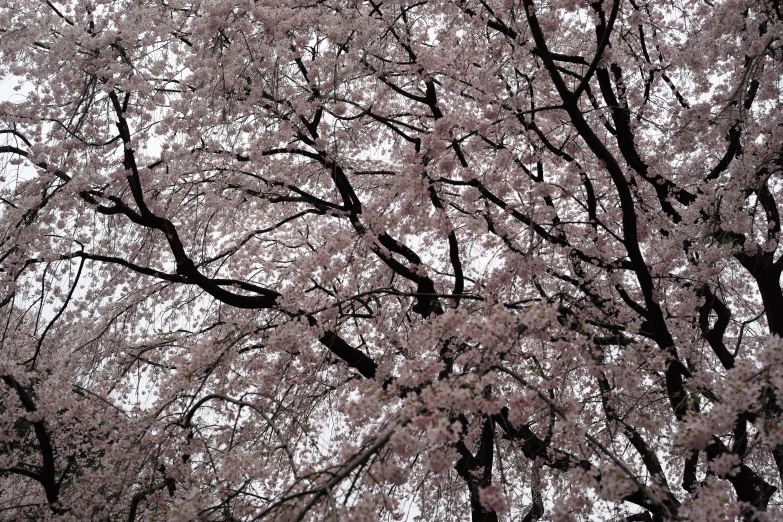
[1, 0, 782, 520]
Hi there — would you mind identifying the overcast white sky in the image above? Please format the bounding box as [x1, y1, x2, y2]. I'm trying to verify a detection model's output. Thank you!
[0, 74, 28, 103]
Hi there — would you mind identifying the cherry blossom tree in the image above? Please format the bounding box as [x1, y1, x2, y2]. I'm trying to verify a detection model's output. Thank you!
[0, 0, 782, 520]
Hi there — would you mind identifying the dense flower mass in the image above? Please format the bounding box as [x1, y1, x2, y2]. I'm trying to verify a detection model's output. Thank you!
[0, 0, 782, 520]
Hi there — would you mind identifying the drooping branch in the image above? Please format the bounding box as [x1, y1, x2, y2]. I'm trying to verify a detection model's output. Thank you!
[1, 376, 61, 510]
